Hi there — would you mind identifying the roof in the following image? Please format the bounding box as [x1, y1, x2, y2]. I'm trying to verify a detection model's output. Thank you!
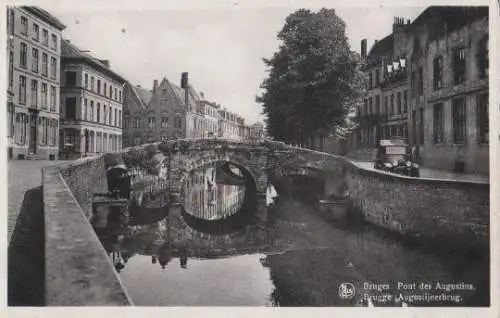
[365, 34, 393, 67]
[20, 6, 66, 31]
[61, 40, 127, 83]
[134, 86, 153, 105]
[410, 6, 488, 30]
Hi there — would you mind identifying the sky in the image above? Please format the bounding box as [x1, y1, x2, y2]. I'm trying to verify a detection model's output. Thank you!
[41, 3, 429, 125]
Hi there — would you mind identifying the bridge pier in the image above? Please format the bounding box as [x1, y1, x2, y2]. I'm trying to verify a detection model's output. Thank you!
[167, 191, 191, 248]
[254, 192, 268, 227]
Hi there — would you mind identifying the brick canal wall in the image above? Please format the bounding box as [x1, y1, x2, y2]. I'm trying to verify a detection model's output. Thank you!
[343, 161, 490, 251]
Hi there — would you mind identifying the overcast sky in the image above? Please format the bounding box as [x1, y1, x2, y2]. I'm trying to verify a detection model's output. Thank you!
[36, 2, 451, 124]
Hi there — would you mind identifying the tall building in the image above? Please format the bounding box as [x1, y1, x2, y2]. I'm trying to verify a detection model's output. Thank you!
[198, 95, 220, 138]
[6, 6, 66, 160]
[59, 40, 127, 159]
[351, 6, 489, 175]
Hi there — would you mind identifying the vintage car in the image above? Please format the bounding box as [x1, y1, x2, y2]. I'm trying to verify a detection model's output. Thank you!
[374, 139, 420, 177]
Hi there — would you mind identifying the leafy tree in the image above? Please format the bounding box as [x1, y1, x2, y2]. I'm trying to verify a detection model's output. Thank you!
[257, 8, 366, 147]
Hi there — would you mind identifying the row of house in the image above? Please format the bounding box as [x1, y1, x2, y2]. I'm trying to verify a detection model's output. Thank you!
[6, 6, 265, 160]
[122, 78, 265, 147]
[348, 6, 489, 175]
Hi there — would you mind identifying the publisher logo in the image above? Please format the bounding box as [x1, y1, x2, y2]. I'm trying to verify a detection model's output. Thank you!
[338, 283, 356, 299]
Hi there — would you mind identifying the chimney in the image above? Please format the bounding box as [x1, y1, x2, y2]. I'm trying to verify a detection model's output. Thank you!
[407, 19, 411, 25]
[361, 39, 367, 59]
[100, 60, 110, 68]
[153, 80, 158, 94]
[200, 92, 205, 99]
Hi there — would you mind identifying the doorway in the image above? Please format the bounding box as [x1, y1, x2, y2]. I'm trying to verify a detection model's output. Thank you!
[29, 113, 38, 154]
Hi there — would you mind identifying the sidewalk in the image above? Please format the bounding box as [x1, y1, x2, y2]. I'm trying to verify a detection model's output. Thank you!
[350, 160, 489, 183]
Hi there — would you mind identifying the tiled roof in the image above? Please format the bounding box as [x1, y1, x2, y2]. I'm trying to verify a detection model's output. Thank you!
[61, 39, 126, 83]
[21, 6, 66, 30]
[367, 34, 393, 60]
[134, 86, 153, 105]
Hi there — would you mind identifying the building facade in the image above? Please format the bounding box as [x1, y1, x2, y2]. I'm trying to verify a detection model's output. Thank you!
[218, 108, 241, 140]
[6, 6, 66, 160]
[351, 7, 489, 175]
[59, 40, 126, 159]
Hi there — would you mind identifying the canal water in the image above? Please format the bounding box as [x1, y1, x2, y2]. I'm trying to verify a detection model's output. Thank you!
[94, 163, 489, 307]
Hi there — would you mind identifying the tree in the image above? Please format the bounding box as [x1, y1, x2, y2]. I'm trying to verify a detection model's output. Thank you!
[257, 8, 366, 146]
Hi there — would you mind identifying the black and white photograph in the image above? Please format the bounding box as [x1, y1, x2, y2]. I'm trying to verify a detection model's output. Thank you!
[3, 0, 498, 314]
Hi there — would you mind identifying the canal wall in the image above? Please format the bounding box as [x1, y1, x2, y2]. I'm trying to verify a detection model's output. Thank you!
[42, 160, 132, 306]
[343, 162, 490, 252]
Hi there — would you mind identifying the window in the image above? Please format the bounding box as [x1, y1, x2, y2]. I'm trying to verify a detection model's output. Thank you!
[109, 108, 113, 125]
[134, 118, 141, 129]
[363, 99, 368, 115]
[41, 83, 47, 109]
[477, 93, 489, 144]
[21, 16, 28, 35]
[452, 98, 466, 144]
[31, 48, 39, 72]
[8, 51, 14, 89]
[118, 110, 122, 127]
[65, 97, 77, 120]
[403, 90, 408, 113]
[84, 99, 88, 120]
[433, 56, 443, 90]
[41, 53, 48, 77]
[397, 92, 402, 114]
[97, 103, 101, 123]
[124, 117, 129, 129]
[410, 71, 416, 96]
[104, 83, 107, 96]
[161, 117, 168, 128]
[148, 117, 155, 129]
[51, 119, 57, 146]
[91, 77, 95, 90]
[369, 97, 373, 114]
[114, 109, 117, 126]
[114, 88, 118, 100]
[31, 80, 38, 107]
[134, 137, 141, 146]
[368, 73, 373, 89]
[453, 48, 466, 85]
[375, 95, 380, 114]
[419, 108, 425, 145]
[478, 37, 488, 79]
[90, 101, 94, 121]
[50, 86, 56, 111]
[384, 96, 388, 116]
[20, 43, 27, 68]
[375, 69, 380, 86]
[119, 91, 122, 102]
[175, 116, 182, 129]
[433, 103, 444, 144]
[50, 57, 57, 79]
[19, 76, 27, 104]
[32, 23, 39, 41]
[417, 67, 423, 95]
[84, 73, 88, 88]
[109, 85, 113, 98]
[16, 113, 28, 145]
[42, 29, 48, 45]
[97, 79, 101, 94]
[103, 105, 107, 123]
[66, 71, 77, 86]
[390, 94, 394, 115]
[51, 34, 57, 51]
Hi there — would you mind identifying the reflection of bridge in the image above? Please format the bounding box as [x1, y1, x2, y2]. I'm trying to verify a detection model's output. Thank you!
[112, 138, 348, 231]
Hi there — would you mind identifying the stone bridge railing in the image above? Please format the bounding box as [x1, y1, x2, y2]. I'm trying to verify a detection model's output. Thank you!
[41, 137, 490, 306]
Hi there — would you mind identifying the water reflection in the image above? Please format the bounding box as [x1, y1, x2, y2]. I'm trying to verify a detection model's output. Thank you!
[92, 165, 489, 307]
[184, 165, 246, 220]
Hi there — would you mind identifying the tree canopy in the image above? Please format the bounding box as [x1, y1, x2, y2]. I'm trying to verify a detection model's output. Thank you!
[257, 8, 366, 145]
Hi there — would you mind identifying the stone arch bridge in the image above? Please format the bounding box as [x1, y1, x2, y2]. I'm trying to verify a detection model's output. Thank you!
[113, 138, 348, 225]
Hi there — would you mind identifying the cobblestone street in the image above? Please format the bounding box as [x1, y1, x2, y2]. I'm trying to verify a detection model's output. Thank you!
[8, 160, 65, 243]
[351, 160, 489, 183]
